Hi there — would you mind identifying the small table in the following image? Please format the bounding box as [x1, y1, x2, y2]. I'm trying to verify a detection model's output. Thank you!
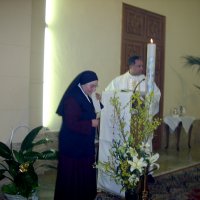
[164, 115, 195, 151]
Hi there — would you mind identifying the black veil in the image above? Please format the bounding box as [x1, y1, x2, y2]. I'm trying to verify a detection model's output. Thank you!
[56, 70, 98, 116]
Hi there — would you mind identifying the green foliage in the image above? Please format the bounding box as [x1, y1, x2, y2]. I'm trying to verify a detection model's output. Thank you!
[183, 55, 200, 72]
[0, 126, 58, 198]
[110, 92, 162, 148]
[183, 55, 200, 90]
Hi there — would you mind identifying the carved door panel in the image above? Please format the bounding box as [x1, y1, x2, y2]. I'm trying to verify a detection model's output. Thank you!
[121, 3, 165, 150]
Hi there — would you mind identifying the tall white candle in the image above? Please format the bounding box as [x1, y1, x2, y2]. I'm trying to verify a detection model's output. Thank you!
[146, 38, 156, 94]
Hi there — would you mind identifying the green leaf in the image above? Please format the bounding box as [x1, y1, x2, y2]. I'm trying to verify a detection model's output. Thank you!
[194, 84, 200, 90]
[5, 160, 19, 179]
[184, 55, 200, 66]
[22, 151, 42, 163]
[183, 55, 200, 73]
[0, 142, 12, 159]
[33, 137, 53, 146]
[36, 164, 57, 170]
[13, 150, 25, 163]
[1, 183, 18, 195]
[27, 137, 53, 152]
[20, 126, 43, 152]
[0, 169, 7, 180]
[38, 149, 58, 160]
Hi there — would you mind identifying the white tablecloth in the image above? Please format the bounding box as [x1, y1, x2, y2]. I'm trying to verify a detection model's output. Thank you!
[164, 116, 195, 134]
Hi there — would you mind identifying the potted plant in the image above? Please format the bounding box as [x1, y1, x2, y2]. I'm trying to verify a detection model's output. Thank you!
[183, 55, 200, 90]
[0, 126, 58, 200]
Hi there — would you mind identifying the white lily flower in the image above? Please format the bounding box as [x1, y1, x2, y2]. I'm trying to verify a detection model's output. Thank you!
[148, 153, 159, 164]
[140, 142, 151, 154]
[128, 157, 147, 173]
[151, 163, 160, 170]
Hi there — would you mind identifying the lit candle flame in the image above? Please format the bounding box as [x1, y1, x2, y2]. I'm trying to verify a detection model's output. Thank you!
[150, 38, 153, 43]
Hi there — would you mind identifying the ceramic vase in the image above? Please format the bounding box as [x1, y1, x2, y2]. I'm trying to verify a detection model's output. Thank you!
[125, 189, 139, 200]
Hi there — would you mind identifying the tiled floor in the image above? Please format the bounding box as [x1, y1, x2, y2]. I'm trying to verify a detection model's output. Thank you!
[38, 126, 200, 199]
[38, 170, 57, 200]
[155, 144, 200, 175]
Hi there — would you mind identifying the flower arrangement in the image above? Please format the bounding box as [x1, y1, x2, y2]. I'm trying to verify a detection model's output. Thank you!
[97, 91, 161, 192]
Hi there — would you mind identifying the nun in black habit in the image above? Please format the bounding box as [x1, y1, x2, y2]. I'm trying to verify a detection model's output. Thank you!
[54, 70, 103, 200]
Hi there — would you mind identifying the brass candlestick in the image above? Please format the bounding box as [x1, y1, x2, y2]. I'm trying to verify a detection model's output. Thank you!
[142, 167, 149, 200]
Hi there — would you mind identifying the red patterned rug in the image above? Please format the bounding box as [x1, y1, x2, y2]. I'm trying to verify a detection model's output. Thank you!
[96, 163, 200, 200]
[148, 163, 200, 200]
[186, 188, 200, 200]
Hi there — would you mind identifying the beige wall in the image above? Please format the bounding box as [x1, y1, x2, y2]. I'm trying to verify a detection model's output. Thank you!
[47, 0, 200, 130]
[0, 0, 32, 142]
[29, 0, 45, 128]
[0, 0, 200, 141]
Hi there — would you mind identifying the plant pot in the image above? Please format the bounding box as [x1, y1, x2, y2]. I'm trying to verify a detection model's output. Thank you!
[4, 192, 38, 200]
[125, 189, 139, 200]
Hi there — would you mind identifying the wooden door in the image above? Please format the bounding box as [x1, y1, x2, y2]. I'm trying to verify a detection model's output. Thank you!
[121, 3, 165, 150]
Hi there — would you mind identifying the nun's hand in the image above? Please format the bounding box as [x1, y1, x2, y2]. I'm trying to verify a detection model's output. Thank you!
[95, 93, 101, 101]
[92, 119, 99, 128]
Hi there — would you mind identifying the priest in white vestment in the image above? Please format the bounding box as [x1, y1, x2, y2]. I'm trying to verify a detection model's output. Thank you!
[105, 55, 161, 118]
